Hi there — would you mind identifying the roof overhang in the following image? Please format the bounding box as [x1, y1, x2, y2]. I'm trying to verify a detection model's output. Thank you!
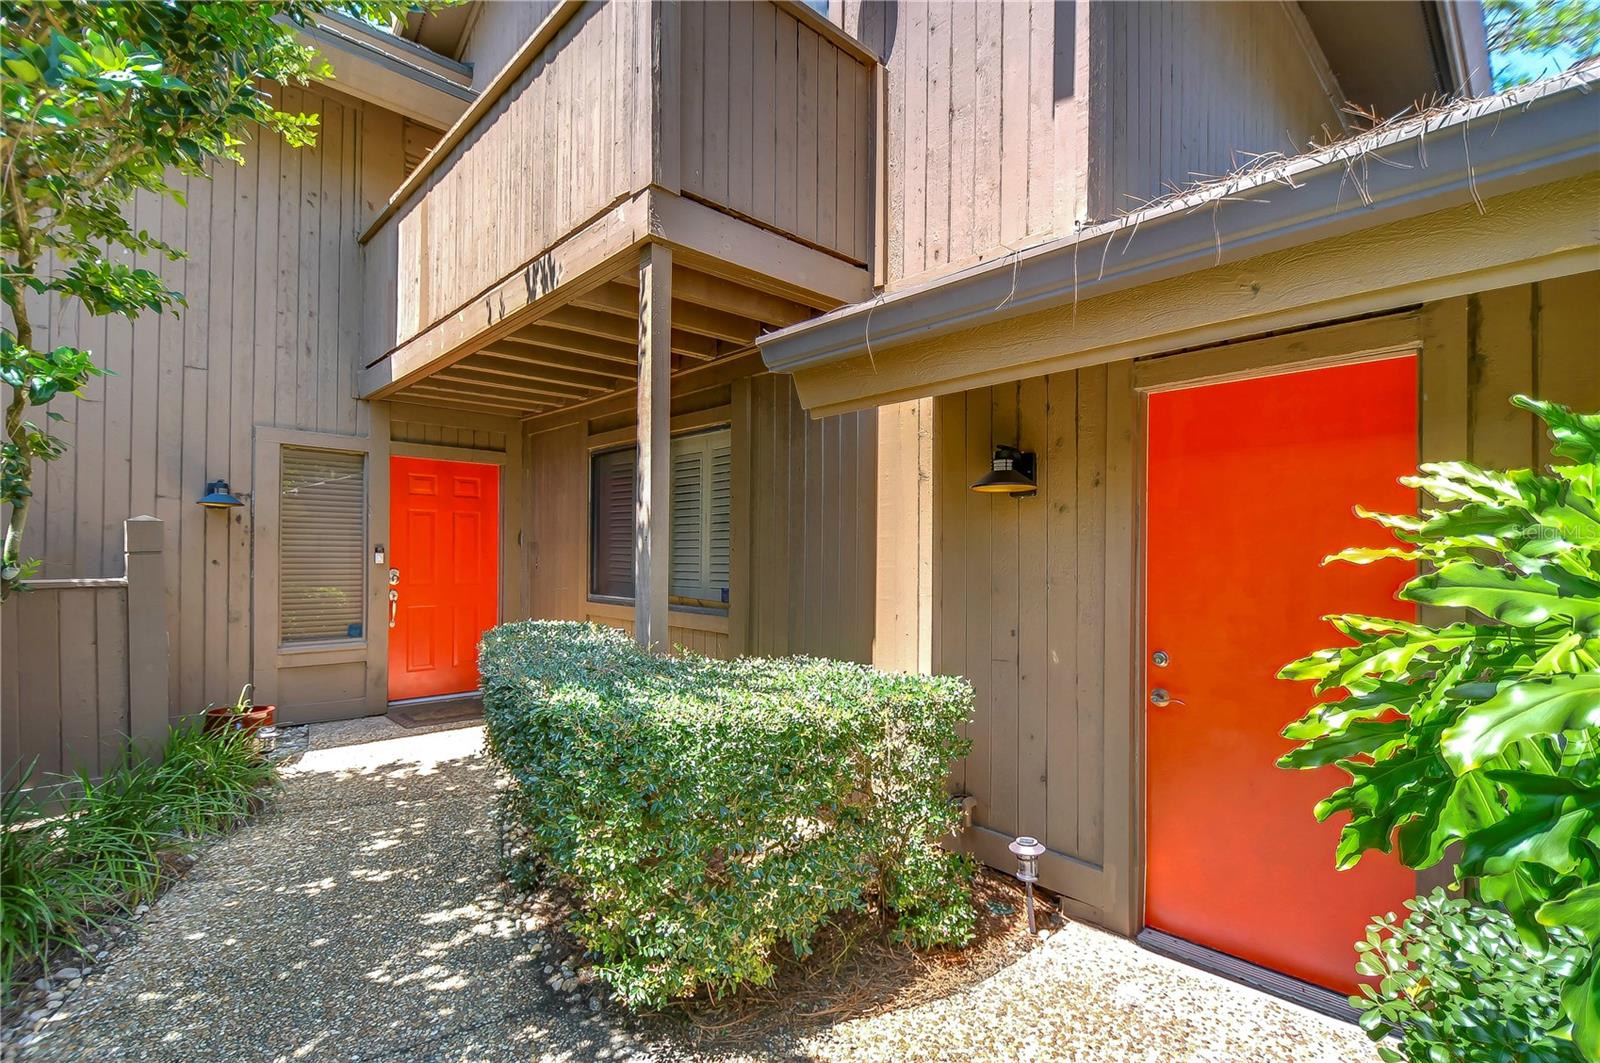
[292, 11, 475, 129]
[758, 69, 1600, 416]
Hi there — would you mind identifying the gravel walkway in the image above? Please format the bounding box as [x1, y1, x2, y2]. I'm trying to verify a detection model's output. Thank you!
[18, 719, 1380, 1062]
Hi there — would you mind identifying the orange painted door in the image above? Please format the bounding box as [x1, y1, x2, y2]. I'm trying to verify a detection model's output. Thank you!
[388, 457, 499, 701]
[1144, 355, 1418, 994]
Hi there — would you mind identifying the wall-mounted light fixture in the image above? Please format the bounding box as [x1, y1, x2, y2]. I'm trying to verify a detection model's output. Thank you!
[196, 480, 243, 509]
[971, 445, 1037, 497]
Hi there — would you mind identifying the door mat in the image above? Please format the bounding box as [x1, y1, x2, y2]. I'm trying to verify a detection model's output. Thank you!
[387, 697, 484, 729]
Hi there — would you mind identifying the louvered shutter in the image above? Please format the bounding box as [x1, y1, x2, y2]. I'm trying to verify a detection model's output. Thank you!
[587, 428, 732, 609]
[589, 447, 635, 599]
[669, 443, 706, 597]
[279, 447, 366, 644]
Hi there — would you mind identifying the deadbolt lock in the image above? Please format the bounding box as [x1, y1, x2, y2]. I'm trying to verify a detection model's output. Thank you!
[1151, 650, 1170, 667]
[388, 567, 400, 586]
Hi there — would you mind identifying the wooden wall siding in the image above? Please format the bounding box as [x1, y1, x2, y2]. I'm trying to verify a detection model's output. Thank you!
[377, 1, 648, 353]
[678, 1, 873, 264]
[1093, 1, 1340, 219]
[2, 586, 130, 782]
[455, 1, 564, 90]
[525, 421, 587, 623]
[584, 609, 734, 660]
[836, 1, 1073, 285]
[1459, 274, 1600, 469]
[934, 367, 1111, 866]
[743, 373, 877, 663]
[17, 85, 380, 721]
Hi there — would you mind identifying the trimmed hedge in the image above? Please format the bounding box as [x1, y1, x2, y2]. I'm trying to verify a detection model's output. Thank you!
[481, 620, 976, 1006]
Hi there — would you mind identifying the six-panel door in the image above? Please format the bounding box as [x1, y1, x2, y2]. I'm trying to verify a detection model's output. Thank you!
[388, 456, 499, 702]
[1143, 355, 1420, 994]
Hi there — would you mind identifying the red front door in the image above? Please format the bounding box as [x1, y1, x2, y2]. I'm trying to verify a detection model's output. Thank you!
[388, 456, 499, 701]
[1143, 354, 1419, 994]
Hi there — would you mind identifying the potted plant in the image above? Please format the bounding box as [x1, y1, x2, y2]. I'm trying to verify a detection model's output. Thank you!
[203, 683, 276, 735]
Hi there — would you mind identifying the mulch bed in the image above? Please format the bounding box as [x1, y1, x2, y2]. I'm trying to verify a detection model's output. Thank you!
[661, 867, 1055, 1052]
[502, 858, 1057, 1054]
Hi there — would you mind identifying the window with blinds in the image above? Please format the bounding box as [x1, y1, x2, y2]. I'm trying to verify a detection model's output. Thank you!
[279, 447, 367, 644]
[589, 427, 731, 609]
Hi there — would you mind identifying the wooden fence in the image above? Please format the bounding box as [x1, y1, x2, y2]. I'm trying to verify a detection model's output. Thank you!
[2, 517, 170, 787]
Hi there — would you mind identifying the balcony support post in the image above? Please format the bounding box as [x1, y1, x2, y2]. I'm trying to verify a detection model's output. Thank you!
[634, 242, 672, 652]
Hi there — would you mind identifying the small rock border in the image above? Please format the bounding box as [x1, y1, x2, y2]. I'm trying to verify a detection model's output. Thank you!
[0, 892, 167, 1061]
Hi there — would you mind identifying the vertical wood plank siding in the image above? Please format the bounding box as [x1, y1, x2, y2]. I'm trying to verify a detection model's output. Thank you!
[523, 375, 876, 665]
[834, 1, 1340, 286]
[16, 86, 395, 721]
[456, 1, 564, 92]
[837, 1, 1075, 285]
[678, 2, 873, 264]
[1094, 2, 1340, 219]
[932, 276, 1600, 917]
[374, 1, 648, 354]
[2, 585, 130, 782]
[742, 373, 877, 662]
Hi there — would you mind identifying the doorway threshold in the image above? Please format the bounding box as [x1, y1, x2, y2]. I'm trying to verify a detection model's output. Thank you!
[386, 691, 483, 730]
[1136, 928, 1359, 1025]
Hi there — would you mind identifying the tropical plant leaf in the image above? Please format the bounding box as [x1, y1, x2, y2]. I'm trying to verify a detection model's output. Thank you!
[1541, 882, 1600, 944]
[1563, 948, 1600, 1062]
[1442, 675, 1600, 771]
[1406, 561, 1600, 631]
[1517, 395, 1600, 465]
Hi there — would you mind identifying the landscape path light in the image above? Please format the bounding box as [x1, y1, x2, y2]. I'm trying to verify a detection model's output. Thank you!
[1008, 835, 1047, 933]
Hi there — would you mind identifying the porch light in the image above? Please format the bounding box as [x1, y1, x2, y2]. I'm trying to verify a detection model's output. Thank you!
[971, 445, 1036, 496]
[196, 480, 243, 509]
[1009, 835, 1047, 933]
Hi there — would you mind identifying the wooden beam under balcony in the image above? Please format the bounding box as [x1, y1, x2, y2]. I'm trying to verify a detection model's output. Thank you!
[498, 326, 641, 367]
[461, 351, 627, 391]
[574, 283, 762, 345]
[470, 344, 633, 385]
[539, 305, 720, 361]
[430, 367, 597, 403]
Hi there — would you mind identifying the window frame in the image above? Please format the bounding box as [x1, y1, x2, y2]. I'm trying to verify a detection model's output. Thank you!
[277, 444, 370, 649]
[586, 424, 733, 616]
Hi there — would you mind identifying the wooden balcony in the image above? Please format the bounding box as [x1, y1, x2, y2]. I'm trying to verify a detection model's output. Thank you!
[357, 0, 879, 415]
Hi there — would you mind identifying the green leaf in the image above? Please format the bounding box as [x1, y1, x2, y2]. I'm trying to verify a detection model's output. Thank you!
[1277, 719, 1408, 769]
[1564, 948, 1600, 1061]
[1540, 883, 1600, 944]
[1517, 394, 1600, 465]
[1406, 561, 1600, 632]
[1441, 675, 1600, 771]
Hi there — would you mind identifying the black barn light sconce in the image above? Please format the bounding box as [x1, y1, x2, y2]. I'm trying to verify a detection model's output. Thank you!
[971, 445, 1037, 497]
[196, 480, 244, 509]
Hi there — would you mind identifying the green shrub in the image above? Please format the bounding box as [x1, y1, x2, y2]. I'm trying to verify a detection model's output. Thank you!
[1, 724, 276, 989]
[1354, 890, 1587, 1063]
[480, 620, 976, 1007]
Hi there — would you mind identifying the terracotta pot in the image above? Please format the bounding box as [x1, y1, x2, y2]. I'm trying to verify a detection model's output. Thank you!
[203, 704, 276, 735]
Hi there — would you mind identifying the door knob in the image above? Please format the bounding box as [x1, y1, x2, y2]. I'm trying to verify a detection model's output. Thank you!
[1150, 688, 1184, 708]
[388, 588, 399, 628]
